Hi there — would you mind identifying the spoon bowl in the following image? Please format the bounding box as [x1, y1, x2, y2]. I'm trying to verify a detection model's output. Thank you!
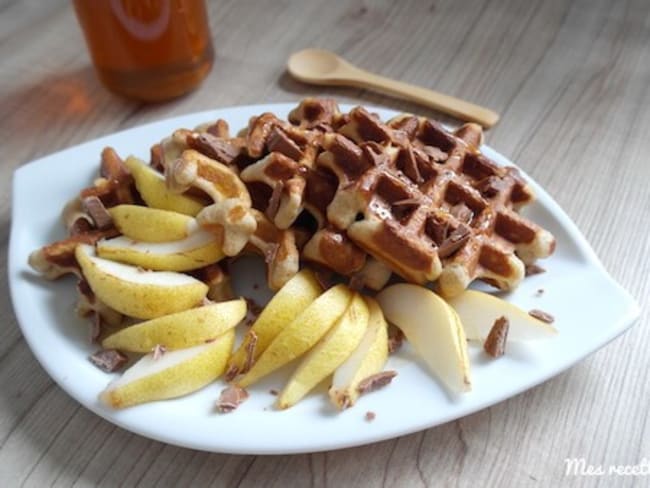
[287, 48, 499, 128]
[288, 49, 350, 83]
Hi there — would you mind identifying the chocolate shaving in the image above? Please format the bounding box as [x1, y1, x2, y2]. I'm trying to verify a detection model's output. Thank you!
[484, 316, 509, 358]
[152, 344, 167, 360]
[264, 243, 279, 265]
[365, 411, 376, 422]
[529, 309, 554, 323]
[266, 181, 284, 221]
[90, 312, 102, 343]
[525, 263, 546, 276]
[437, 224, 471, 258]
[243, 297, 263, 326]
[392, 198, 421, 207]
[216, 385, 249, 413]
[357, 370, 398, 394]
[224, 364, 239, 382]
[243, 330, 258, 374]
[81, 195, 113, 230]
[89, 349, 127, 372]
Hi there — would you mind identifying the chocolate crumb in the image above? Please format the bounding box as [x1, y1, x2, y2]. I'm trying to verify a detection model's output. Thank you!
[484, 316, 509, 358]
[357, 371, 398, 394]
[216, 386, 249, 413]
[365, 411, 376, 422]
[89, 349, 127, 372]
[269, 389, 279, 396]
[525, 263, 546, 277]
[535, 288, 544, 296]
[253, 283, 260, 290]
[529, 309, 555, 323]
[388, 327, 405, 354]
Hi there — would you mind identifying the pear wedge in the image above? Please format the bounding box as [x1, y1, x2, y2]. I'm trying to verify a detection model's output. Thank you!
[329, 297, 389, 409]
[108, 205, 193, 242]
[376, 284, 471, 394]
[100, 328, 234, 408]
[446, 290, 558, 341]
[237, 284, 353, 388]
[277, 293, 369, 409]
[124, 156, 204, 216]
[75, 244, 208, 319]
[227, 269, 322, 378]
[96, 229, 224, 272]
[102, 299, 246, 352]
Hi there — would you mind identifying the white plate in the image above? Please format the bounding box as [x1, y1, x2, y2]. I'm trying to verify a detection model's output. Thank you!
[9, 103, 639, 454]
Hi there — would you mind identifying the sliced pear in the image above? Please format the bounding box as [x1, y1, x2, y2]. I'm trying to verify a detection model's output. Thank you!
[227, 269, 322, 378]
[376, 283, 471, 394]
[100, 328, 234, 408]
[124, 156, 204, 216]
[277, 293, 369, 409]
[75, 244, 208, 319]
[329, 297, 389, 409]
[96, 229, 224, 272]
[237, 284, 353, 388]
[102, 299, 246, 352]
[446, 290, 557, 341]
[108, 205, 193, 242]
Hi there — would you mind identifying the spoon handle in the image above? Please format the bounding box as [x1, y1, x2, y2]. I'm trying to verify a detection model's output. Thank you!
[344, 69, 499, 128]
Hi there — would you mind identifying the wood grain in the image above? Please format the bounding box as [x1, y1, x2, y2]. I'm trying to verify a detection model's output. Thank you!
[1, 0, 648, 486]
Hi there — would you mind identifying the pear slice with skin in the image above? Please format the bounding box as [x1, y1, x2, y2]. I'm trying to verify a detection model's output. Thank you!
[96, 228, 224, 272]
[108, 205, 193, 243]
[277, 293, 369, 409]
[329, 297, 389, 409]
[102, 299, 246, 352]
[100, 328, 234, 408]
[75, 244, 208, 319]
[124, 156, 205, 216]
[226, 269, 322, 378]
[446, 290, 558, 341]
[376, 283, 471, 394]
[237, 284, 353, 388]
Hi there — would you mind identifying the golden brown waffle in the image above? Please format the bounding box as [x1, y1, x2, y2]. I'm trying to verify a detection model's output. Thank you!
[315, 106, 555, 296]
[147, 99, 554, 295]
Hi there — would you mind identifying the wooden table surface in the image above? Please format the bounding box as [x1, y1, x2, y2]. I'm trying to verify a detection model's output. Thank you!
[1, 0, 648, 486]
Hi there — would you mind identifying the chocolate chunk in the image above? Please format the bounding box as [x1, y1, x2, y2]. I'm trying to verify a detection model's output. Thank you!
[81, 195, 113, 230]
[421, 145, 448, 162]
[89, 349, 127, 372]
[216, 386, 249, 413]
[357, 370, 398, 394]
[267, 127, 304, 161]
[525, 263, 546, 276]
[529, 309, 555, 323]
[475, 176, 508, 198]
[266, 181, 284, 221]
[484, 316, 509, 358]
[188, 132, 241, 165]
[437, 224, 471, 258]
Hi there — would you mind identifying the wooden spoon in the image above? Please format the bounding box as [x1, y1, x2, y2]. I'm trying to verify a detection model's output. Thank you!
[288, 49, 499, 128]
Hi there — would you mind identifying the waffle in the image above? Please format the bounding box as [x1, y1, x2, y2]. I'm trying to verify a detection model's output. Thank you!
[148, 99, 554, 295]
[314, 106, 555, 296]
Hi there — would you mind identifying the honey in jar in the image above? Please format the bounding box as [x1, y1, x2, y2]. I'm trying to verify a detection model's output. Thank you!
[73, 0, 214, 101]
